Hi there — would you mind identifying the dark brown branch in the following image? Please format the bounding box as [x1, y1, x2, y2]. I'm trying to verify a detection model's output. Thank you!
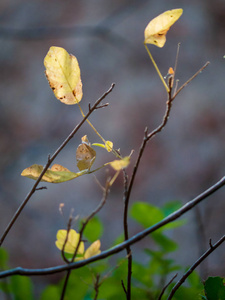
[122, 170, 132, 300]
[60, 179, 110, 300]
[0, 83, 115, 247]
[0, 175, 224, 278]
[157, 273, 178, 300]
[93, 274, 101, 300]
[167, 235, 225, 299]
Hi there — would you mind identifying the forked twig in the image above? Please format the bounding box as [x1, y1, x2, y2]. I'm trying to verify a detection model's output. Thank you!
[167, 235, 225, 299]
[0, 84, 115, 247]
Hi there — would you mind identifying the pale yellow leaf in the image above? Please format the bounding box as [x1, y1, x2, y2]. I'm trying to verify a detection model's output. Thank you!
[55, 229, 84, 255]
[105, 141, 113, 152]
[84, 240, 101, 259]
[109, 156, 130, 171]
[144, 8, 183, 47]
[44, 46, 83, 104]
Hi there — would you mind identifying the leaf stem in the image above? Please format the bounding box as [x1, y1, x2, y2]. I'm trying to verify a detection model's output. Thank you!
[144, 43, 169, 93]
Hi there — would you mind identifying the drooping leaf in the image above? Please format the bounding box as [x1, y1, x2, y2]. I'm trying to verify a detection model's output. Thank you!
[109, 156, 130, 171]
[144, 8, 183, 47]
[55, 229, 84, 255]
[76, 135, 96, 171]
[44, 46, 83, 104]
[21, 164, 87, 183]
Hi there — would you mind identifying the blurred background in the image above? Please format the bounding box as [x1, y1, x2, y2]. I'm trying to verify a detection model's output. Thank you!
[0, 0, 224, 295]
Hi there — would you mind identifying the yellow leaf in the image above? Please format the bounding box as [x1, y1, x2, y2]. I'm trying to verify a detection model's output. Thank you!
[84, 240, 101, 259]
[144, 8, 183, 47]
[21, 164, 87, 183]
[76, 136, 96, 171]
[55, 229, 84, 255]
[44, 46, 83, 105]
[105, 141, 113, 152]
[109, 156, 130, 171]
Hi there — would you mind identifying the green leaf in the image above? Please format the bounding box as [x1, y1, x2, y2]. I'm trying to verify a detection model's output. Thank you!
[83, 216, 103, 242]
[152, 232, 178, 252]
[130, 202, 164, 229]
[10, 276, 33, 300]
[204, 277, 225, 300]
[40, 286, 60, 300]
[0, 248, 8, 269]
[21, 164, 88, 183]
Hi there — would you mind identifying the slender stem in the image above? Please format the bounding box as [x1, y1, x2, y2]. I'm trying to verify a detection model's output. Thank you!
[1, 176, 224, 278]
[157, 274, 178, 300]
[167, 235, 225, 299]
[144, 43, 169, 93]
[60, 180, 110, 300]
[123, 170, 132, 299]
[77, 102, 106, 143]
[0, 84, 115, 247]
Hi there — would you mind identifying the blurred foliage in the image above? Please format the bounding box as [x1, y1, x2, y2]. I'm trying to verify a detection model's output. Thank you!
[1, 202, 223, 299]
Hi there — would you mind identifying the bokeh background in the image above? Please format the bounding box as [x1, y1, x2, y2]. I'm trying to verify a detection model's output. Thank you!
[0, 0, 225, 295]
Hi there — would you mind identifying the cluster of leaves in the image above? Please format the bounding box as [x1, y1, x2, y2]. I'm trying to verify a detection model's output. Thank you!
[0, 7, 224, 300]
[1, 202, 224, 299]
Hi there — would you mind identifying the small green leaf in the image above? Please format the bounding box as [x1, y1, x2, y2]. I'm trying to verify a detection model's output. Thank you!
[10, 276, 33, 300]
[152, 232, 178, 252]
[204, 277, 225, 300]
[0, 248, 8, 269]
[41, 286, 60, 300]
[130, 202, 164, 229]
[83, 216, 103, 242]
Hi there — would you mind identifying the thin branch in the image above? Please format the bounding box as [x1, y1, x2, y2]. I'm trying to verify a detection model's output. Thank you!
[0, 175, 224, 278]
[157, 273, 178, 300]
[172, 62, 210, 99]
[122, 169, 132, 300]
[0, 83, 115, 247]
[93, 274, 101, 300]
[167, 235, 225, 300]
[60, 179, 111, 300]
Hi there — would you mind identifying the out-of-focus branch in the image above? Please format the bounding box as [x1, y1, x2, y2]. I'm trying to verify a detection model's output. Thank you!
[0, 175, 224, 278]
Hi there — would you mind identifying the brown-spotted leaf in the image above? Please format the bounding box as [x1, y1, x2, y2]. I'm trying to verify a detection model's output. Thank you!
[21, 164, 87, 183]
[76, 136, 96, 171]
[144, 9, 183, 47]
[44, 46, 83, 105]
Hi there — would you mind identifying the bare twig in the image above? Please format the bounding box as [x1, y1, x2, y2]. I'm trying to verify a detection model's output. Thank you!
[122, 169, 132, 300]
[167, 235, 225, 299]
[0, 84, 115, 247]
[0, 175, 224, 278]
[60, 179, 111, 300]
[93, 274, 101, 300]
[172, 62, 210, 99]
[157, 273, 178, 300]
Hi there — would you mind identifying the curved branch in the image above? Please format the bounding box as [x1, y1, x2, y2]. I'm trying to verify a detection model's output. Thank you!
[0, 175, 224, 278]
